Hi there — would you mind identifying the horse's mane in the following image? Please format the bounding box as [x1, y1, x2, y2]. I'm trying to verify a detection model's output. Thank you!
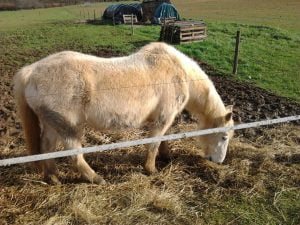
[137, 43, 227, 122]
[137, 42, 208, 79]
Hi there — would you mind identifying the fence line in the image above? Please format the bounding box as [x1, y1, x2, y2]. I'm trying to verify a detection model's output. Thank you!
[0, 115, 299, 167]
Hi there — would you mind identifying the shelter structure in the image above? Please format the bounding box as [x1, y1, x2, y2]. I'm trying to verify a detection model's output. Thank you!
[141, 0, 171, 22]
[153, 3, 179, 24]
[103, 3, 143, 24]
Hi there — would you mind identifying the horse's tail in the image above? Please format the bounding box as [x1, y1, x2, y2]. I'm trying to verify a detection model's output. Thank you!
[14, 66, 42, 169]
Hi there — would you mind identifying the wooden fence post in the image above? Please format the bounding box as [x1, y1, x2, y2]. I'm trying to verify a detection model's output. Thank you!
[94, 9, 96, 20]
[233, 30, 241, 75]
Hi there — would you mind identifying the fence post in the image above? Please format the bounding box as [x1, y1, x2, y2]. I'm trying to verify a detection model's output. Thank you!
[233, 30, 241, 75]
[94, 9, 96, 20]
[131, 14, 134, 35]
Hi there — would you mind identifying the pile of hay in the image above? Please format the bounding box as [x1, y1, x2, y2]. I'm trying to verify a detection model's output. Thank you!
[1, 123, 299, 224]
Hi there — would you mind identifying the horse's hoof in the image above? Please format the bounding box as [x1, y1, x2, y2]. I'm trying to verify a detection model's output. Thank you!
[92, 175, 106, 185]
[45, 174, 61, 185]
[144, 166, 158, 176]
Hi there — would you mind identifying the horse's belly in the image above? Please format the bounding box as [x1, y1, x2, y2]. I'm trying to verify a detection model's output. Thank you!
[85, 93, 160, 131]
[86, 111, 145, 130]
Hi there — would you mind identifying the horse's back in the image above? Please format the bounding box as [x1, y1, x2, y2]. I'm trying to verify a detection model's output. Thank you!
[16, 43, 197, 131]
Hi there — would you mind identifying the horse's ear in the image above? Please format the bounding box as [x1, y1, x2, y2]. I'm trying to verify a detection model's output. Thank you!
[224, 105, 233, 122]
[226, 105, 233, 112]
[225, 112, 233, 122]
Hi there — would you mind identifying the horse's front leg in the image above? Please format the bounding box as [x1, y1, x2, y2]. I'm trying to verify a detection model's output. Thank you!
[144, 141, 170, 174]
[158, 141, 170, 162]
[144, 142, 161, 174]
[144, 115, 176, 175]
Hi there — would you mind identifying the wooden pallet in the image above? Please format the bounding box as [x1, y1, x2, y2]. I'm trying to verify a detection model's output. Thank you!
[161, 17, 177, 25]
[123, 14, 138, 24]
[160, 21, 207, 44]
[179, 25, 207, 43]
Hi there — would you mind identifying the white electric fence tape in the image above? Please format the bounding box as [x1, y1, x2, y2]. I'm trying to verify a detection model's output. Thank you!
[0, 115, 299, 166]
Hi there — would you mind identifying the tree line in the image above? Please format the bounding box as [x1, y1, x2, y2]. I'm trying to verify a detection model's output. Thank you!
[0, 0, 134, 10]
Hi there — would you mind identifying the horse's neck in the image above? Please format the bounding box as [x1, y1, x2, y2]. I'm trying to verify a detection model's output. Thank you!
[186, 80, 226, 128]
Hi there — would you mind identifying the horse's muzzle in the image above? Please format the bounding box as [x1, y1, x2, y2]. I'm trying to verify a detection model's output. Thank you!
[206, 156, 222, 164]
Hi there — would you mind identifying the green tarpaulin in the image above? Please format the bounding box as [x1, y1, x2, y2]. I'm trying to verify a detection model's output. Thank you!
[153, 3, 180, 24]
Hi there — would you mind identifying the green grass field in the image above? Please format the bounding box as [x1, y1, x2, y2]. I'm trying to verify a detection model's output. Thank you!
[173, 0, 300, 32]
[0, 3, 110, 31]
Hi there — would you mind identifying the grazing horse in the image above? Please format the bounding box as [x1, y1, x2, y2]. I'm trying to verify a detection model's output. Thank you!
[14, 42, 234, 184]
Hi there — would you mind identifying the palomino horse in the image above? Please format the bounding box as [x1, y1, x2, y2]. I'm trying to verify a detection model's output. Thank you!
[14, 42, 234, 184]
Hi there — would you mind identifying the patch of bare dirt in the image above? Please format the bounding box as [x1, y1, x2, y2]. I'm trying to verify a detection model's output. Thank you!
[198, 61, 300, 123]
[197, 61, 300, 140]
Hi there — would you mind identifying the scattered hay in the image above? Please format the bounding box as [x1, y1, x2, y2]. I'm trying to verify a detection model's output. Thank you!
[1, 123, 299, 224]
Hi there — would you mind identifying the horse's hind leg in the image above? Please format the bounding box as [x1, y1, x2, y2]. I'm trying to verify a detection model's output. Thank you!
[40, 125, 60, 184]
[64, 139, 106, 184]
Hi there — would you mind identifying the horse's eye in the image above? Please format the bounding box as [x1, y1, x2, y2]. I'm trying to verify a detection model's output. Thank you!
[222, 136, 228, 141]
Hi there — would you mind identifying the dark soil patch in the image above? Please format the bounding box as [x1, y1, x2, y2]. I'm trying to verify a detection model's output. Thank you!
[196, 61, 300, 139]
[198, 61, 300, 122]
[90, 47, 124, 58]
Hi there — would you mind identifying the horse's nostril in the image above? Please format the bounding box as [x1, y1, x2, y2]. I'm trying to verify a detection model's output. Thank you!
[206, 156, 212, 161]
